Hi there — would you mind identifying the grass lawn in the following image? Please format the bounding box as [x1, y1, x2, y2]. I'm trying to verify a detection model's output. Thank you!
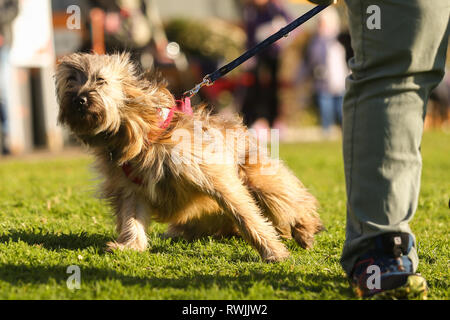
[0, 130, 448, 300]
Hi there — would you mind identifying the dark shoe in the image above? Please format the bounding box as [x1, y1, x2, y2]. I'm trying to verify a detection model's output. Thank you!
[350, 232, 428, 299]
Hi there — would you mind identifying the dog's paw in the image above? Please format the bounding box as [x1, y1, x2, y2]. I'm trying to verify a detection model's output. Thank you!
[291, 221, 321, 249]
[105, 240, 147, 252]
[262, 247, 290, 263]
[105, 241, 124, 252]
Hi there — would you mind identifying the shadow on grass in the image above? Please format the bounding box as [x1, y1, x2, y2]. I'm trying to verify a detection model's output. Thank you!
[0, 230, 354, 297]
[0, 263, 353, 297]
[0, 229, 111, 251]
[0, 229, 258, 260]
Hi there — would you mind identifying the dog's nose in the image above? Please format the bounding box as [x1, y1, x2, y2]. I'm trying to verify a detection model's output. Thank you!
[72, 95, 88, 107]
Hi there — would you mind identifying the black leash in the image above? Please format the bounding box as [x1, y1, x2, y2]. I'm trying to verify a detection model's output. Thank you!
[183, 4, 330, 98]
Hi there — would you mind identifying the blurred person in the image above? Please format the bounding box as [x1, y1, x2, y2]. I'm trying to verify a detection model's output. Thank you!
[90, 0, 172, 67]
[0, 100, 7, 154]
[0, 0, 18, 155]
[104, 0, 151, 51]
[309, 0, 449, 299]
[241, 0, 290, 133]
[427, 70, 450, 127]
[297, 6, 348, 137]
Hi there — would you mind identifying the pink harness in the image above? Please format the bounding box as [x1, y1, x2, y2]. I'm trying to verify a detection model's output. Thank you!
[121, 97, 192, 185]
[160, 97, 193, 129]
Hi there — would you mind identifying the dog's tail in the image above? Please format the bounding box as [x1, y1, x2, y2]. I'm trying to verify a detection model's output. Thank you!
[242, 161, 323, 249]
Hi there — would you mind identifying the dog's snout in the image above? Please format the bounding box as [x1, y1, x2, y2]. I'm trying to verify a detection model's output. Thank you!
[73, 95, 88, 106]
[72, 95, 88, 111]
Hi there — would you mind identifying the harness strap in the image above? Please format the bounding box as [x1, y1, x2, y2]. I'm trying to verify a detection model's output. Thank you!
[121, 97, 192, 185]
[121, 162, 143, 185]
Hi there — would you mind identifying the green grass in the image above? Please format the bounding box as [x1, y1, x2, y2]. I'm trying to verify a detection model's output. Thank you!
[0, 130, 448, 300]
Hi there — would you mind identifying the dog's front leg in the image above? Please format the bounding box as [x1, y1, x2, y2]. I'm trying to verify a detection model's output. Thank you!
[106, 193, 149, 252]
[206, 167, 290, 262]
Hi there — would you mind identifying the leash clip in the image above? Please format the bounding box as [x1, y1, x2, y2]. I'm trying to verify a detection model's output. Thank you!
[183, 75, 213, 98]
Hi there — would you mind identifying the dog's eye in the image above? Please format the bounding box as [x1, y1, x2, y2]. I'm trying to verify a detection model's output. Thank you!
[97, 77, 107, 85]
[67, 75, 77, 82]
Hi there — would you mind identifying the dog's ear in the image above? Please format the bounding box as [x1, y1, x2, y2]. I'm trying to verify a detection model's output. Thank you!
[54, 55, 80, 97]
[55, 58, 72, 76]
[57, 53, 86, 71]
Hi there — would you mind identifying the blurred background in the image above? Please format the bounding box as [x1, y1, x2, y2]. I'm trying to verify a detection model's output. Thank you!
[0, 0, 449, 156]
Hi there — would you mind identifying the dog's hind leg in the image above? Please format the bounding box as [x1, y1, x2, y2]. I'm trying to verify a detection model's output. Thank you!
[242, 161, 323, 249]
[106, 192, 149, 252]
[204, 165, 290, 262]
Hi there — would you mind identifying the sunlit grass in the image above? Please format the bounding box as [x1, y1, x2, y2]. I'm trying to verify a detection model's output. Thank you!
[0, 130, 448, 299]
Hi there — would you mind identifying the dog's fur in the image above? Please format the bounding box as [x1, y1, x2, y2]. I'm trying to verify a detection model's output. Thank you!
[55, 52, 322, 262]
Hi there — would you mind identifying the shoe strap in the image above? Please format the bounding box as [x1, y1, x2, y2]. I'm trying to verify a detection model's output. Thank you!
[375, 232, 413, 258]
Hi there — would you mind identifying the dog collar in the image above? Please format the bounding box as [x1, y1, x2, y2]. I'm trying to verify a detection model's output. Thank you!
[121, 97, 193, 185]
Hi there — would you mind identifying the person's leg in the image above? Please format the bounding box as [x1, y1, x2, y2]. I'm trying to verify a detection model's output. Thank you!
[253, 55, 278, 126]
[0, 45, 11, 155]
[0, 101, 4, 154]
[266, 55, 280, 127]
[341, 0, 449, 276]
[333, 94, 343, 127]
[241, 65, 261, 127]
[317, 92, 334, 133]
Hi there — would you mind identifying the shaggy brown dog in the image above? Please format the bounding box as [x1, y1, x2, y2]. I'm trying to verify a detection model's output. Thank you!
[55, 52, 322, 262]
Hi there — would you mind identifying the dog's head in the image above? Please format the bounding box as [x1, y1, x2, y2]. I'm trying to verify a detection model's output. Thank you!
[55, 53, 133, 137]
[55, 53, 174, 148]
